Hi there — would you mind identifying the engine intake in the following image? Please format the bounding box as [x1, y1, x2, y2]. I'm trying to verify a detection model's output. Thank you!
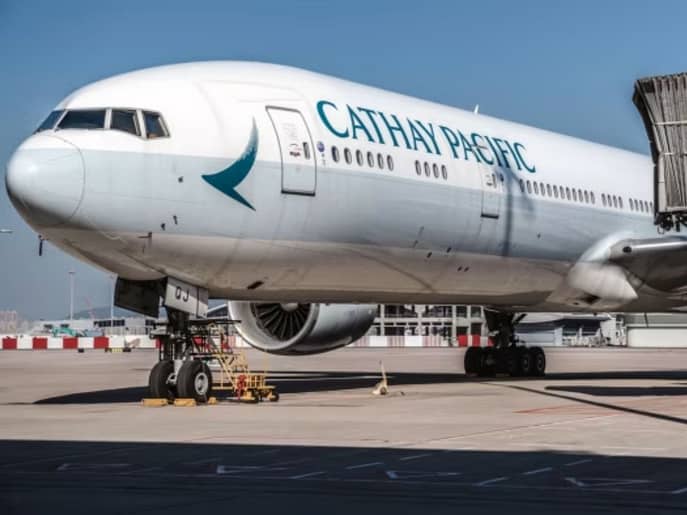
[228, 302, 376, 355]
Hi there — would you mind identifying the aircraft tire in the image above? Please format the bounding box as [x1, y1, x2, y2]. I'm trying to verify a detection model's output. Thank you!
[464, 347, 481, 375]
[504, 347, 519, 376]
[148, 360, 175, 400]
[176, 360, 213, 402]
[517, 347, 533, 377]
[530, 347, 546, 377]
[477, 347, 495, 377]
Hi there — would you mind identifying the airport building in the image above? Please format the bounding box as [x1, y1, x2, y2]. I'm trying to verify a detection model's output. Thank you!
[14, 304, 616, 348]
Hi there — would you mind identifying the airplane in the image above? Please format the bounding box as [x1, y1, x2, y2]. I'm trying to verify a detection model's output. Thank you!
[6, 61, 686, 401]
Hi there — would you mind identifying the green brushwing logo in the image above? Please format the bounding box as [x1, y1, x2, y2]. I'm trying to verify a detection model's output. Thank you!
[202, 119, 257, 210]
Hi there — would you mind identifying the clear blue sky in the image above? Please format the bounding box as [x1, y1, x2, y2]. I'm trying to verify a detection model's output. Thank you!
[1, 0, 686, 320]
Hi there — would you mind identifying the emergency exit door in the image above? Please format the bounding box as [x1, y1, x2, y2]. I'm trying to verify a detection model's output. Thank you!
[480, 167, 503, 218]
[266, 107, 317, 195]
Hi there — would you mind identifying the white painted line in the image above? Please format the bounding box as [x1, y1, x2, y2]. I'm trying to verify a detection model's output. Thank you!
[672, 486, 687, 495]
[346, 461, 383, 470]
[399, 453, 431, 461]
[475, 476, 509, 487]
[523, 467, 553, 476]
[290, 471, 326, 480]
[564, 459, 592, 467]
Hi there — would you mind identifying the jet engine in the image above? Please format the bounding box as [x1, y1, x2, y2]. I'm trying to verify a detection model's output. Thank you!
[227, 302, 377, 355]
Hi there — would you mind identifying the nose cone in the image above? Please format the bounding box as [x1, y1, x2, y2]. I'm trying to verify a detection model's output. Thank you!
[6, 134, 85, 227]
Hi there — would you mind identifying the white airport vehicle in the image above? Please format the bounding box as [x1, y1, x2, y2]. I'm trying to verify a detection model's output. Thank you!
[6, 62, 687, 400]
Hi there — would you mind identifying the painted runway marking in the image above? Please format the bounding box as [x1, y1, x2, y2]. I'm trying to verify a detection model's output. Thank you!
[216, 465, 288, 474]
[346, 461, 383, 470]
[672, 486, 687, 495]
[399, 453, 431, 461]
[522, 467, 552, 476]
[475, 476, 509, 486]
[57, 463, 131, 472]
[565, 477, 654, 488]
[564, 459, 593, 467]
[290, 471, 326, 480]
[386, 470, 461, 480]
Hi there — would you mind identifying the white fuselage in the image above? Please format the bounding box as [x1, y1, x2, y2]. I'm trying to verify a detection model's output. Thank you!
[6, 62, 668, 312]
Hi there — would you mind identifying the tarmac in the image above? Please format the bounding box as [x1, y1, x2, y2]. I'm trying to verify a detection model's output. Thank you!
[1, 347, 686, 514]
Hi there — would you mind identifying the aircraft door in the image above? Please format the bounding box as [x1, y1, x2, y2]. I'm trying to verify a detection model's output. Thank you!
[480, 166, 503, 218]
[266, 107, 317, 195]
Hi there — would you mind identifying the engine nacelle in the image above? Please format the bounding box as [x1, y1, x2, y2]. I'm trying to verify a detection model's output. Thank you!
[227, 302, 376, 355]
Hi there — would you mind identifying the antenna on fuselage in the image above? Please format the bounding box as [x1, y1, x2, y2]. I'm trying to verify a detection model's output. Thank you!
[473, 104, 480, 114]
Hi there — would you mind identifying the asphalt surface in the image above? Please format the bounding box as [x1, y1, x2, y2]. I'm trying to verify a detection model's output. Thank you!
[1, 347, 686, 514]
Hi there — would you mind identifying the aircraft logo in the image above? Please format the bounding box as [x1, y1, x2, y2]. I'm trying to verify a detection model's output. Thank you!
[202, 119, 257, 211]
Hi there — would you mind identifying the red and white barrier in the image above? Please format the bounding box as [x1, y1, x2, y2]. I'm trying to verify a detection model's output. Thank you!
[0, 334, 492, 350]
[1, 335, 158, 350]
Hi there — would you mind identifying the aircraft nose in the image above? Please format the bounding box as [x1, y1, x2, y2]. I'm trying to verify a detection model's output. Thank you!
[5, 134, 85, 227]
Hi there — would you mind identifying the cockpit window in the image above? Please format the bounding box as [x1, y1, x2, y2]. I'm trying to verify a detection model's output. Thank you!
[58, 110, 106, 130]
[110, 109, 140, 136]
[143, 111, 168, 139]
[36, 110, 65, 132]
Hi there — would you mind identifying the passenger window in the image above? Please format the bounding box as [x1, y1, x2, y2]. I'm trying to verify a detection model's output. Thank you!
[533, 182, 539, 194]
[546, 184, 552, 197]
[612, 196, 618, 208]
[619, 197, 623, 209]
[367, 151, 375, 167]
[650, 201, 654, 211]
[433, 163, 439, 178]
[630, 198, 635, 211]
[143, 111, 168, 139]
[331, 146, 340, 162]
[344, 148, 352, 164]
[590, 191, 595, 204]
[519, 179, 525, 193]
[602, 194, 606, 206]
[573, 189, 578, 202]
[58, 109, 106, 130]
[355, 149, 363, 166]
[303, 141, 311, 160]
[415, 160, 422, 175]
[424, 162, 430, 177]
[584, 191, 589, 203]
[441, 165, 447, 180]
[553, 185, 559, 198]
[540, 183, 545, 195]
[36, 110, 65, 132]
[110, 109, 140, 136]
[387, 155, 394, 171]
[565, 187, 571, 200]
[526, 180, 532, 194]
[378, 153, 385, 170]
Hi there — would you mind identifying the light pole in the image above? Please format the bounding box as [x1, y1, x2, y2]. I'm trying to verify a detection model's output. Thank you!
[68, 271, 75, 324]
[110, 274, 115, 335]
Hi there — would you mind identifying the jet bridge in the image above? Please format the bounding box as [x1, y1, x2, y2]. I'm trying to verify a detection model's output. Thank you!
[634, 72, 687, 231]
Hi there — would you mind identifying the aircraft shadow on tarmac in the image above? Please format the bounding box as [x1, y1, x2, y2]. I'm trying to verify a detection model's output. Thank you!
[31, 369, 687, 406]
[1, 439, 687, 515]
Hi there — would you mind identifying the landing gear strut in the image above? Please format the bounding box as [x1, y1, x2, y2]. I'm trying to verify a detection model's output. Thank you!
[464, 311, 546, 378]
[147, 308, 229, 403]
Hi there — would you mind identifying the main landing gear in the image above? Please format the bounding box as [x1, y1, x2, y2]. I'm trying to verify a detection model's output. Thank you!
[464, 311, 546, 377]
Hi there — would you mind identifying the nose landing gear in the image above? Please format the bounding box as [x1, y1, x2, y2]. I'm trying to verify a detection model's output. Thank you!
[464, 311, 546, 378]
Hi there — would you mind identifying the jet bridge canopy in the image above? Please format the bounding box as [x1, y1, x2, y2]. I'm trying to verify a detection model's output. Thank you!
[634, 72, 687, 231]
